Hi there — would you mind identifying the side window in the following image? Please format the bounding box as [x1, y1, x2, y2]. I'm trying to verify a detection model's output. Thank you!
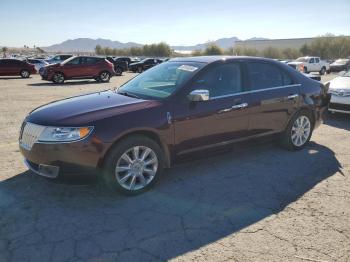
[309, 58, 315, 63]
[83, 57, 99, 65]
[195, 63, 242, 97]
[65, 57, 80, 65]
[282, 71, 293, 86]
[315, 58, 320, 63]
[247, 62, 284, 90]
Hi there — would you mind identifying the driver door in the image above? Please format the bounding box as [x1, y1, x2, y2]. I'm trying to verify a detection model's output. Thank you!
[63, 57, 83, 78]
[172, 62, 251, 155]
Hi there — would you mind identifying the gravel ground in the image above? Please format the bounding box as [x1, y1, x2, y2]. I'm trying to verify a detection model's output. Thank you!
[0, 73, 349, 262]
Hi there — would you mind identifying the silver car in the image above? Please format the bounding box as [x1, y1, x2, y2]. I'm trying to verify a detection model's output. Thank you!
[327, 70, 350, 114]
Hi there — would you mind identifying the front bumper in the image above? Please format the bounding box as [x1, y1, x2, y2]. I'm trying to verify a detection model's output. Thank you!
[20, 139, 111, 178]
[329, 94, 350, 113]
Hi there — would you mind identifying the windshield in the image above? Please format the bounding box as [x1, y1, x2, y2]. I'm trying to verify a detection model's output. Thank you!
[118, 61, 204, 99]
[296, 57, 309, 62]
[334, 59, 349, 64]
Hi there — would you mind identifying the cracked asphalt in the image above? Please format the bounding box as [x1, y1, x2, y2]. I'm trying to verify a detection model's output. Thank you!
[0, 74, 349, 262]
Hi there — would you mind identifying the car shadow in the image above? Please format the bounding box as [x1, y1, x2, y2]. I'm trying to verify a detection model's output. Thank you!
[0, 142, 342, 261]
[27, 80, 103, 87]
[324, 112, 350, 131]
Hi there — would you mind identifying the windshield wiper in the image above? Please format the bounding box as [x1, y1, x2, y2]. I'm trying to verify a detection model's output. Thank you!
[117, 91, 142, 99]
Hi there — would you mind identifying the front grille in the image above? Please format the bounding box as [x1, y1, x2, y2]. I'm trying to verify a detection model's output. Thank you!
[20, 122, 46, 150]
[329, 103, 350, 112]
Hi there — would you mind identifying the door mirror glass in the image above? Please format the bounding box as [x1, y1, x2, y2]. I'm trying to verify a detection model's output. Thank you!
[188, 89, 209, 102]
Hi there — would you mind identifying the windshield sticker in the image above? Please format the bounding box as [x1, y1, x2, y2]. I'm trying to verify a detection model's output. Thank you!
[178, 65, 198, 72]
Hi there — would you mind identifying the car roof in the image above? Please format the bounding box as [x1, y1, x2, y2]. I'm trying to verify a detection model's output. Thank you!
[169, 56, 278, 64]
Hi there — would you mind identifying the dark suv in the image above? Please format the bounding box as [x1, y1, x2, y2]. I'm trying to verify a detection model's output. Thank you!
[129, 58, 163, 73]
[41, 56, 115, 83]
[19, 56, 329, 195]
[105, 57, 128, 76]
[0, 59, 36, 78]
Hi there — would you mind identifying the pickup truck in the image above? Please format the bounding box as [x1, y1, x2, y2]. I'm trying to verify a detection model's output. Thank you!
[288, 56, 330, 75]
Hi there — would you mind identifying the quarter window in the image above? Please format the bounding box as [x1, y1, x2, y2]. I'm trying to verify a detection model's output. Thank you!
[195, 63, 242, 97]
[247, 62, 285, 90]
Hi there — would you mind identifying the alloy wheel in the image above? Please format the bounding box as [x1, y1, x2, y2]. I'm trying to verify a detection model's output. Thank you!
[100, 72, 110, 81]
[21, 70, 29, 78]
[115, 146, 158, 191]
[53, 73, 64, 83]
[291, 115, 311, 147]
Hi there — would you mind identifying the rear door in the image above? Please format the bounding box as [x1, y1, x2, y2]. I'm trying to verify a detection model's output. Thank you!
[81, 57, 100, 76]
[173, 61, 251, 154]
[246, 61, 300, 136]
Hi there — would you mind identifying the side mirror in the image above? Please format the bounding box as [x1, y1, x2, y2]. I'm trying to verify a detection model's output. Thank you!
[188, 89, 209, 102]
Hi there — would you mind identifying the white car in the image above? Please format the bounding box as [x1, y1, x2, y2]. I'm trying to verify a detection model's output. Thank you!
[288, 56, 330, 75]
[327, 70, 350, 114]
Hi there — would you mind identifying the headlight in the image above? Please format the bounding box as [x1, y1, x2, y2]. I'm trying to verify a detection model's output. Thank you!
[38, 126, 93, 142]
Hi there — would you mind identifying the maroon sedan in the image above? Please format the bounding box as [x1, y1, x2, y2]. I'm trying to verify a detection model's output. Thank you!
[19, 56, 330, 195]
[41, 56, 115, 83]
[0, 59, 36, 78]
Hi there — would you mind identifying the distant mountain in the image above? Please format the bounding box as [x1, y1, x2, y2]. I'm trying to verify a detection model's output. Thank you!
[245, 37, 269, 41]
[42, 38, 142, 52]
[172, 36, 240, 51]
[42, 36, 269, 53]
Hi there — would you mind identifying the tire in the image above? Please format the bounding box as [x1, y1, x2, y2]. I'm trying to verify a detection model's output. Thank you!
[99, 71, 111, 83]
[303, 67, 308, 74]
[115, 67, 123, 76]
[280, 110, 313, 151]
[20, 70, 30, 78]
[102, 135, 164, 195]
[137, 67, 143, 73]
[52, 72, 65, 84]
[319, 67, 326, 75]
[94, 77, 101, 82]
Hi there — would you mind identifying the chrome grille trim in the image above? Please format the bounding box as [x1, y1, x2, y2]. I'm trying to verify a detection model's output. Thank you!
[20, 122, 46, 150]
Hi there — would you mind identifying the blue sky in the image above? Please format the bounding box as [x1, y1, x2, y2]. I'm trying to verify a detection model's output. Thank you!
[1, 0, 349, 47]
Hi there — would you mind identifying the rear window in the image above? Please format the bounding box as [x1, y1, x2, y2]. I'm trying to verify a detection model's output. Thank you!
[247, 62, 289, 90]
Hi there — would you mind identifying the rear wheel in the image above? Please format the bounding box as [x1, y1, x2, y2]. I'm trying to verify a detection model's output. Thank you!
[99, 71, 111, 82]
[280, 111, 313, 150]
[102, 135, 164, 195]
[52, 72, 64, 84]
[20, 70, 30, 78]
[137, 67, 143, 73]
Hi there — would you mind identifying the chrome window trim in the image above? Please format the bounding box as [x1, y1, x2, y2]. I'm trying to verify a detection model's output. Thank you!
[210, 84, 301, 100]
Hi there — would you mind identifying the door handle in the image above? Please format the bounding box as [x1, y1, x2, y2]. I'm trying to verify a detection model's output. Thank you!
[231, 103, 248, 109]
[287, 94, 298, 100]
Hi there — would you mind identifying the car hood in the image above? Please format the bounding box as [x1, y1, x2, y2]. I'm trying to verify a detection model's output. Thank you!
[26, 90, 159, 126]
[329, 76, 350, 90]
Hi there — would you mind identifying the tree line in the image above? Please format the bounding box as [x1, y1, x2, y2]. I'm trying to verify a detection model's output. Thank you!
[94, 35, 350, 59]
[193, 35, 350, 59]
[95, 42, 172, 57]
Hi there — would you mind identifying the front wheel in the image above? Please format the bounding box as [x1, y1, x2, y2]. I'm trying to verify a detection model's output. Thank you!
[319, 67, 326, 75]
[52, 72, 65, 84]
[20, 70, 30, 78]
[99, 71, 111, 82]
[280, 111, 313, 150]
[102, 136, 164, 195]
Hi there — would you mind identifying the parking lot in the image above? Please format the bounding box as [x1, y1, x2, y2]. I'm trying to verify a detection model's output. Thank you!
[0, 73, 349, 261]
